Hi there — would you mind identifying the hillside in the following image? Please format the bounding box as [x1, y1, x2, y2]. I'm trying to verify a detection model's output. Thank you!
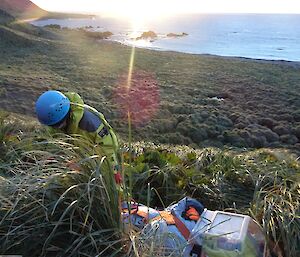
[0, 0, 93, 20]
[0, 5, 58, 48]
[0, 26, 36, 47]
[0, 9, 14, 24]
[0, 26, 300, 153]
[0, 4, 299, 153]
[0, 0, 47, 18]
[0, 6, 299, 256]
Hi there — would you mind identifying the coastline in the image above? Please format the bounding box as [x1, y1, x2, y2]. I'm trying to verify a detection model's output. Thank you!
[103, 39, 300, 68]
[30, 14, 300, 63]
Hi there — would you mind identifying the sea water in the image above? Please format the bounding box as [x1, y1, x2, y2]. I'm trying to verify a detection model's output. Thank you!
[31, 14, 300, 61]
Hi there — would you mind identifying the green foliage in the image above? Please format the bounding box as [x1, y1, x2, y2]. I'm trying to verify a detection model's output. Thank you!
[127, 149, 186, 206]
[0, 117, 299, 256]
[0, 131, 123, 257]
[82, 30, 113, 39]
[0, 112, 19, 161]
[127, 143, 300, 256]
[250, 174, 300, 257]
[223, 130, 245, 147]
[292, 110, 300, 122]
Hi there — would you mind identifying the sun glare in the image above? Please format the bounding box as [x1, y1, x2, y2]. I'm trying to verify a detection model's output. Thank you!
[33, 0, 300, 15]
[32, 0, 300, 16]
[96, 0, 178, 31]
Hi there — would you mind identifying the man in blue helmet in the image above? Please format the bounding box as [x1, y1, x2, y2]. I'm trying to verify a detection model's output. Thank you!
[35, 90, 122, 183]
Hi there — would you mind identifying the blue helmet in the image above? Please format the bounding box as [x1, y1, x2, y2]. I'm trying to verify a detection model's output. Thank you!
[35, 90, 71, 126]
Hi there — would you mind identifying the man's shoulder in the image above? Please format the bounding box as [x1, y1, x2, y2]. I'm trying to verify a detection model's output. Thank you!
[65, 92, 84, 105]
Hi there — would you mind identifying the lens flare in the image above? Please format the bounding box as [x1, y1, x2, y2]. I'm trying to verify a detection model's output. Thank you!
[113, 70, 160, 127]
[127, 46, 136, 89]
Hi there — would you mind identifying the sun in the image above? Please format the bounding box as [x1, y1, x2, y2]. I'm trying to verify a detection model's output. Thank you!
[96, 0, 177, 37]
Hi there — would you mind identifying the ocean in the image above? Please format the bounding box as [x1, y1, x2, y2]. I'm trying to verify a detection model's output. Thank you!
[31, 14, 300, 62]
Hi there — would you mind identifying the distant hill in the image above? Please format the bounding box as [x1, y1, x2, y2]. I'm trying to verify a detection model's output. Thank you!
[0, 0, 47, 18]
[0, 0, 57, 44]
[0, 4, 55, 48]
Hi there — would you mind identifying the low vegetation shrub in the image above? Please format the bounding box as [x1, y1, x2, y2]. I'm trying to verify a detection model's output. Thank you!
[272, 124, 291, 136]
[292, 125, 300, 139]
[83, 30, 113, 40]
[44, 24, 61, 29]
[292, 110, 300, 122]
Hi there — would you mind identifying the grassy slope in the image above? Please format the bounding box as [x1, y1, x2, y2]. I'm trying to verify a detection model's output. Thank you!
[0, 15, 299, 256]
[0, 113, 299, 256]
[0, 23, 300, 152]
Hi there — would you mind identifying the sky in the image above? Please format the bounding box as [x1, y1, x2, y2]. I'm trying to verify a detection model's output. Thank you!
[31, 0, 300, 18]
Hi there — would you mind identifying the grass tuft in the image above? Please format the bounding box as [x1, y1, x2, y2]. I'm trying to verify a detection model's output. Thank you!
[0, 124, 124, 256]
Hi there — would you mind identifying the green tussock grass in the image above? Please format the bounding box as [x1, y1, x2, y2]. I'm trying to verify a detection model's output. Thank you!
[1, 114, 299, 256]
[0, 115, 125, 256]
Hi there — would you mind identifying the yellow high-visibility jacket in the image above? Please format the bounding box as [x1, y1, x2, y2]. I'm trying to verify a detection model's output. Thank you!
[59, 92, 119, 166]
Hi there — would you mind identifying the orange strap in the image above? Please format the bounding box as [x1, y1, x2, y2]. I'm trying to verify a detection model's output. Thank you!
[151, 211, 176, 225]
[136, 210, 150, 221]
[172, 211, 191, 240]
[136, 210, 191, 240]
